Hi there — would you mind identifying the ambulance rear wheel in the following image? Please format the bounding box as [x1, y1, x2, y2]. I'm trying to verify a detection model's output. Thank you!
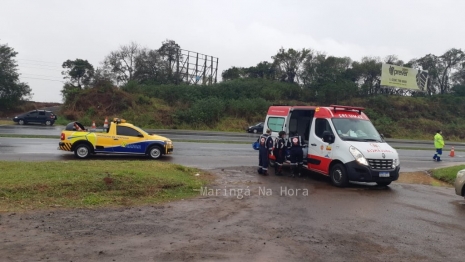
[330, 163, 349, 187]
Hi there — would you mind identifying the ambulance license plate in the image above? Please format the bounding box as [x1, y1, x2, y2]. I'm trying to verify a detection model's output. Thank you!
[379, 172, 390, 177]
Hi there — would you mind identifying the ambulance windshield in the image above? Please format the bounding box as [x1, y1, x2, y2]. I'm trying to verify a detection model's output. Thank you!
[332, 118, 383, 142]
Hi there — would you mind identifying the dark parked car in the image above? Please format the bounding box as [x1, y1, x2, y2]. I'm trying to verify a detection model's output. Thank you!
[13, 110, 57, 126]
[246, 122, 264, 133]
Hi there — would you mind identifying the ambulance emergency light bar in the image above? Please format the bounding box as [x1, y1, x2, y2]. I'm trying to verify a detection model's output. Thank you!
[330, 105, 365, 115]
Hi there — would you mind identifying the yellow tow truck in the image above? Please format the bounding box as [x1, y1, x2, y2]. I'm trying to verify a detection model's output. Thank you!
[58, 118, 173, 159]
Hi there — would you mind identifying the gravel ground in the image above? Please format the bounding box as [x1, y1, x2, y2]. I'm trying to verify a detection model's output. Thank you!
[1, 167, 464, 262]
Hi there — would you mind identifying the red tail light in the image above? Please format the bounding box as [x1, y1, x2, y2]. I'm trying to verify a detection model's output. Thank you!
[60, 133, 65, 140]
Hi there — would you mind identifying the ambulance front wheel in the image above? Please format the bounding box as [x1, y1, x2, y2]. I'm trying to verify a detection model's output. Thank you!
[330, 163, 349, 187]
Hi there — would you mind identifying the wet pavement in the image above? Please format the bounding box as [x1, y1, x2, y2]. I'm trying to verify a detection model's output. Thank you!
[2, 124, 465, 151]
[0, 137, 464, 172]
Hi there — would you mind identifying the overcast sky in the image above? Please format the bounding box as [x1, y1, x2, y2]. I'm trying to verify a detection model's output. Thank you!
[2, 0, 464, 103]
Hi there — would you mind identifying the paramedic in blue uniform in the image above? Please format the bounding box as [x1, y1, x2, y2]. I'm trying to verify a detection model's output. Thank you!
[257, 128, 274, 175]
[274, 131, 287, 176]
[287, 132, 304, 177]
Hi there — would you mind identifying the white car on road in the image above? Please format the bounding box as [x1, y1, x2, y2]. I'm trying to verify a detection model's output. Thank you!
[455, 169, 465, 197]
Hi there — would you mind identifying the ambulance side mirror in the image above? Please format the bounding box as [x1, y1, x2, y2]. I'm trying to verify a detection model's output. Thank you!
[322, 131, 335, 144]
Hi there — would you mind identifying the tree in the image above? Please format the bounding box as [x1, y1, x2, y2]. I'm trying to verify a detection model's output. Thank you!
[245, 61, 277, 80]
[308, 55, 355, 103]
[451, 68, 465, 87]
[0, 42, 32, 109]
[61, 59, 94, 88]
[351, 56, 382, 96]
[413, 48, 465, 94]
[221, 66, 246, 81]
[158, 39, 181, 83]
[222, 62, 277, 81]
[300, 52, 326, 87]
[384, 54, 404, 66]
[103, 42, 141, 86]
[133, 48, 168, 84]
[272, 48, 311, 84]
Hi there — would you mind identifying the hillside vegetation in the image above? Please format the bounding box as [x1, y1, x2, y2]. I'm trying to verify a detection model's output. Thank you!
[59, 78, 465, 141]
[4, 40, 462, 141]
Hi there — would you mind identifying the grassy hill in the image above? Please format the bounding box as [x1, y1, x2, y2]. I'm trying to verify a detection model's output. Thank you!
[8, 79, 465, 141]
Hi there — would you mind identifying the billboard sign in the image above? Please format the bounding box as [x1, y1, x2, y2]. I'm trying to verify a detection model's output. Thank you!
[380, 63, 428, 91]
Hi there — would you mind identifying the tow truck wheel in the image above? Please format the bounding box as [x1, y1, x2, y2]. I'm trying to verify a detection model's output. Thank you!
[74, 144, 90, 159]
[376, 181, 391, 186]
[330, 163, 349, 187]
[148, 146, 163, 159]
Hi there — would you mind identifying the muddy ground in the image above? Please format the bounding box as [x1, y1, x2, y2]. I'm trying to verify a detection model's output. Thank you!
[1, 167, 464, 262]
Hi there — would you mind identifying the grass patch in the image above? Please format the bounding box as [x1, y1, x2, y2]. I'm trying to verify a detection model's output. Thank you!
[0, 120, 14, 125]
[54, 117, 73, 126]
[0, 160, 213, 212]
[430, 165, 465, 184]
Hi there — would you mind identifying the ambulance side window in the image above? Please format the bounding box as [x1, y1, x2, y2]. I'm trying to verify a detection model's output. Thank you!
[315, 119, 333, 138]
[267, 117, 285, 132]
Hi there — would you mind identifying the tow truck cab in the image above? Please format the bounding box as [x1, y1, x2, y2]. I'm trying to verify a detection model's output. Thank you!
[264, 105, 400, 187]
[58, 118, 173, 159]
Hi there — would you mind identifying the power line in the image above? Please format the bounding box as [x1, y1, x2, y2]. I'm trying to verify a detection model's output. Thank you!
[20, 76, 65, 83]
[18, 65, 62, 71]
[21, 73, 63, 80]
[17, 58, 61, 65]
[18, 62, 62, 69]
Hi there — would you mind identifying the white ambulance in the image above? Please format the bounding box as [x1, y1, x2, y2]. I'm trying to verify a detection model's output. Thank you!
[264, 105, 400, 187]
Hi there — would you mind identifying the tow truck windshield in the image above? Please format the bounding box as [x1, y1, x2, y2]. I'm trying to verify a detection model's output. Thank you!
[332, 118, 383, 142]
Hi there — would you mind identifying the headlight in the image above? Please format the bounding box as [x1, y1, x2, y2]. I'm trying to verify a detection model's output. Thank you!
[14, 116, 17, 118]
[349, 146, 368, 166]
[165, 140, 172, 145]
[393, 159, 400, 168]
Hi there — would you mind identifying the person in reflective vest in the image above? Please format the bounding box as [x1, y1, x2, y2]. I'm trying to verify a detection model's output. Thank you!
[273, 131, 287, 176]
[257, 128, 274, 175]
[287, 132, 304, 177]
[433, 130, 445, 162]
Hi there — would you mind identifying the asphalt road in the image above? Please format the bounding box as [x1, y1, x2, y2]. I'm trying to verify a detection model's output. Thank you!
[2, 124, 465, 151]
[1, 137, 464, 172]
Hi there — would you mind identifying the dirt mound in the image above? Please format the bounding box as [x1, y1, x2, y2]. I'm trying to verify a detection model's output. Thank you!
[61, 87, 135, 120]
[0, 102, 62, 118]
[397, 171, 452, 187]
